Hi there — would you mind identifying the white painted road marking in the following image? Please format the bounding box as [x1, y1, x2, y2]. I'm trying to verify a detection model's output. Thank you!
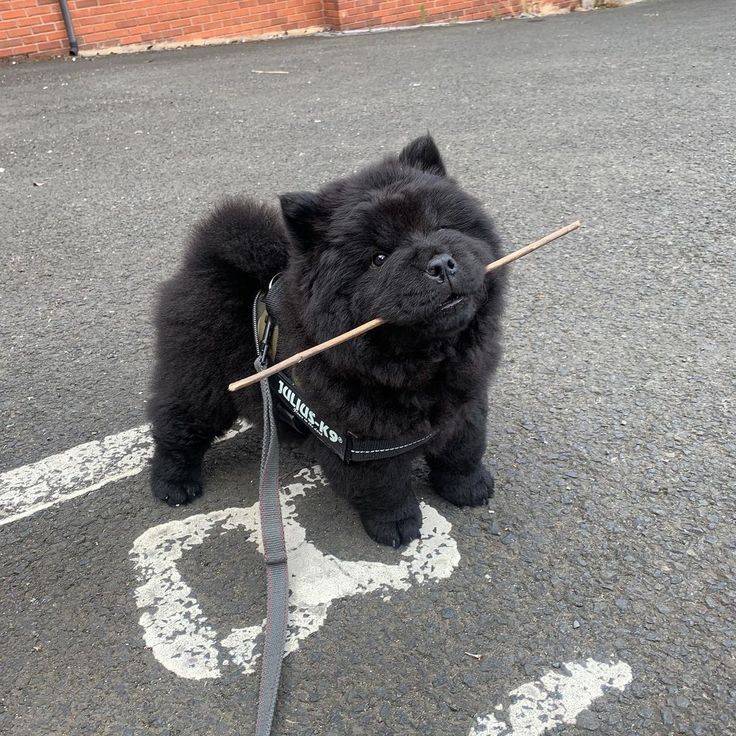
[5, 425, 635, 731]
[0, 421, 250, 527]
[469, 658, 633, 735]
[130, 465, 460, 679]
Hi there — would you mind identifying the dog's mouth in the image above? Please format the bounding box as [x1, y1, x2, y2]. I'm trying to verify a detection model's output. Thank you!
[440, 294, 466, 311]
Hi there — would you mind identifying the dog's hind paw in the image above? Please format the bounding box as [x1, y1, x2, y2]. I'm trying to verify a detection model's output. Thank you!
[360, 496, 422, 548]
[431, 466, 494, 507]
[152, 477, 202, 507]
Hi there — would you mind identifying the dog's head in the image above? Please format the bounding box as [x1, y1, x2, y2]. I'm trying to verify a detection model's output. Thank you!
[280, 136, 503, 349]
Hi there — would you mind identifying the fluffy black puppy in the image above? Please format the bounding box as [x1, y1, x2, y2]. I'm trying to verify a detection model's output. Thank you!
[148, 135, 505, 547]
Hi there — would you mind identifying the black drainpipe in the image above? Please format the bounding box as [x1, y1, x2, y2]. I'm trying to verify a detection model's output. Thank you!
[58, 0, 79, 56]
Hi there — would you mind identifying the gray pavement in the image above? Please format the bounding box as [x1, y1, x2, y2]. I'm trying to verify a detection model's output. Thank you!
[1, 0, 735, 734]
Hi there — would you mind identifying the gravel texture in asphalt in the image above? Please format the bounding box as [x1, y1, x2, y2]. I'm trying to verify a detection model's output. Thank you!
[1, 1, 735, 734]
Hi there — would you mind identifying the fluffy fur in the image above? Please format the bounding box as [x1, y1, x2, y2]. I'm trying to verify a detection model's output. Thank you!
[148, 136, 505, 547]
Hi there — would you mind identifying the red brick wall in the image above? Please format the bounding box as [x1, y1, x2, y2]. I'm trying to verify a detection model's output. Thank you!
[0, 0, 325, 59]
[1, 0, 69, 58]
[0, 0, 579, 60]
[335, 0, 579, 31]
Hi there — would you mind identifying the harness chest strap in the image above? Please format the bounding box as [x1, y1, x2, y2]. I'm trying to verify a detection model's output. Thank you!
[254, 287, 435, 463]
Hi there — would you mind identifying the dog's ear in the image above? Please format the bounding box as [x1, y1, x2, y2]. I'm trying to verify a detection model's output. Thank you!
[398, 135, 446, 177]
[279, 191, 325, 248]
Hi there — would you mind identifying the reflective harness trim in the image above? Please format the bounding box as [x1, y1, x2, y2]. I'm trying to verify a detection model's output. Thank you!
[351, 433, 436, 456]
[253, 285, 435, 464]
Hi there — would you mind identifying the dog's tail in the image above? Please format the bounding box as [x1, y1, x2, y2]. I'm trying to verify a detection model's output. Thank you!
[183, 197, 289, 287]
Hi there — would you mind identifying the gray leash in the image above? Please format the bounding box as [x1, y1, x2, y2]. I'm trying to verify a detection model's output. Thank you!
[254, 357, 289, 736]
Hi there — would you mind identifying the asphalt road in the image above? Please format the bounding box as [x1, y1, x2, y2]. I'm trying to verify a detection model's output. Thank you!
[1, 1, 735, 734]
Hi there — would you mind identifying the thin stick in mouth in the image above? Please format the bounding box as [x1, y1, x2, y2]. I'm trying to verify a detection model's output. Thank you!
[228, 220, 581, 392]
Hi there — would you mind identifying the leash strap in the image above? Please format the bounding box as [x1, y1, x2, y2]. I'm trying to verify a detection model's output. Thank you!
[254, 356, 288, 736]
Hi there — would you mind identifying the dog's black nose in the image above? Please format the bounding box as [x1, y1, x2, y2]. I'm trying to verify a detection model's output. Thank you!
[426, 253, 457, 283]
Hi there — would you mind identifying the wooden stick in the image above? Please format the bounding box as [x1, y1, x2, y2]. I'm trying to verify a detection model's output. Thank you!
[228, 220, 580, 392]
[484, 220, 580, 272]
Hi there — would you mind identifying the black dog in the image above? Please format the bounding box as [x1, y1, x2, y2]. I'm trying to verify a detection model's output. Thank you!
[147, 135, 505, 547]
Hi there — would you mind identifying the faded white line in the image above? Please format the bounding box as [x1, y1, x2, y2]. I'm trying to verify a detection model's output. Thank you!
[469, 658, 633, 735]
[130, 466, 460, 679]
[0, 421, 250, 527]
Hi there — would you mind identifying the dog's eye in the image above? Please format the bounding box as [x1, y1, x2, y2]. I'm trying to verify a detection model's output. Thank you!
[372, 253, 388, 267]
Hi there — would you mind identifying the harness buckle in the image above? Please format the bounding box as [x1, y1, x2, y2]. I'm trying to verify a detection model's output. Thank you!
[258, 315, 275, 368]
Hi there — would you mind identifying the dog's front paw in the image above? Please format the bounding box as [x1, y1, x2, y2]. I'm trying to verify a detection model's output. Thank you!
[360, 496, 422, 548]
[152, 476, 202, 507]
[431, 466, 494, 507]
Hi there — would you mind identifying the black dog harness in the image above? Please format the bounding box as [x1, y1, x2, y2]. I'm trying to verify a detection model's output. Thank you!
[252, 277, 436, 463]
